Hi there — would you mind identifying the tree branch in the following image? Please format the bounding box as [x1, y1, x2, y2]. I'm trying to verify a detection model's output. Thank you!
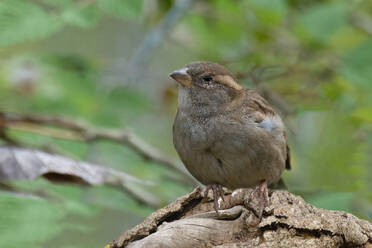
[349, 12, 372, 36]
[0, 146, 159, 207]
[108, 188, 372, 248]
[0, 112, 198, 185]
[126, 0, 196, 84]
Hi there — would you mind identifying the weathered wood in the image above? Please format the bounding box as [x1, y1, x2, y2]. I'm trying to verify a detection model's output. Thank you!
[108, 187, 372, 248]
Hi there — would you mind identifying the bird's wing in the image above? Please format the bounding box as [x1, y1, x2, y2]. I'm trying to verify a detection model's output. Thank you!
[227, 90, 291, 170]
[245, 90, 276, 119]
[247, 90, 291, 171]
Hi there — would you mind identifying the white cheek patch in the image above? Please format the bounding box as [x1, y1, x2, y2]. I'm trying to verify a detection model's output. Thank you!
[259, 115, 283, 131]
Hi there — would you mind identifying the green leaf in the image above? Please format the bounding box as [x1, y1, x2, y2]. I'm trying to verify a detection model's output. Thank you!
[39, 0, 75, 7]
[61, 6, 101, 28]
[100, 87, 152, 125]
[98, 0, 143, 18]
[296, 3, 348, 44]
[340, 40, 372, 89]
[246, 0, 288, 26]
[0, 192, 66, 248]
[352, 107, 372, 123]
[292, 112, 366, 192]
[0, 0, 62, 47]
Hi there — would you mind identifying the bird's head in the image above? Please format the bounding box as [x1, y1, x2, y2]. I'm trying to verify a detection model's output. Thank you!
[169, 61, 244, 112]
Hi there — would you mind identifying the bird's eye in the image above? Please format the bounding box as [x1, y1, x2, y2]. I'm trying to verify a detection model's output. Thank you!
[202, 75, 213, 82]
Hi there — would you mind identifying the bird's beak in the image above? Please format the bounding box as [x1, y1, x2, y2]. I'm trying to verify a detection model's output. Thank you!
[169, 67, 192, 87]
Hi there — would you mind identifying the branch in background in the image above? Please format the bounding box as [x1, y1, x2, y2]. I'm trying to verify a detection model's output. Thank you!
[0, 112, 86, 132]
[0, 146, 159, 207]
[349, 12, 372, 36]
[85, 129, 196, 183]
[236, 64, 297, 86]
[126, 0, 196, 83]
[0, 112, 198, 186]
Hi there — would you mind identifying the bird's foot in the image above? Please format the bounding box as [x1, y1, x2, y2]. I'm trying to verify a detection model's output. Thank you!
[204, 184, 225, 214]
[244, 180, 269, 221]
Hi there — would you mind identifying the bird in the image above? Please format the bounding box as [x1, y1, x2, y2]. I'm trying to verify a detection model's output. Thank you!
[169, 61, 290, 220]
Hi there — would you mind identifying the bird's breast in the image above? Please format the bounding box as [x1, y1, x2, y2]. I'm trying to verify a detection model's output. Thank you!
[173, 110, 287, 189]
[173, 110, 213, 150]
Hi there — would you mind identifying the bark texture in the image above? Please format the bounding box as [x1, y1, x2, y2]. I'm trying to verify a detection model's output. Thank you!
[108, 187, 372, 248]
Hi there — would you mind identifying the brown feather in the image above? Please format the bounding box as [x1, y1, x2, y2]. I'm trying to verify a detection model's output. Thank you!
[172, 61, 290, 190]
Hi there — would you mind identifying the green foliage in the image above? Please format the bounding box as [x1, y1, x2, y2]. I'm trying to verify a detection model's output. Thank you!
[294, 112, 365, 191]
[0, 189, 65, 248]
[246, 0, 288, 26]
[296, 3, 349, 45]
[1, 179, 152, 248]
[0, 0, 143, 47]
[341, 40, 372, 89]
[61, 5, 101, 28]
[304, 192, 355, 213]
[0, 0, 62, 47]
[98, 0, 143, 18]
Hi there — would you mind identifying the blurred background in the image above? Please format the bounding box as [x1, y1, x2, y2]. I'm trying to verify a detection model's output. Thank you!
[0, 0, 371, 247]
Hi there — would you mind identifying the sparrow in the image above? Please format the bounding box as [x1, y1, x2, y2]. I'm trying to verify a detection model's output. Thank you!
[170, 61, 290, 219]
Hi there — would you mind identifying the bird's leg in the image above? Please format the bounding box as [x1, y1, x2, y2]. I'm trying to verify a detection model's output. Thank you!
[245, 180, 269, 221]
[204, 184, 225, 214]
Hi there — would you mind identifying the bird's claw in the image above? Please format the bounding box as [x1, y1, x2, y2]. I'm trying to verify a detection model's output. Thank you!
[204, 184, 225, 214]
[244, 180, 269, 221]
